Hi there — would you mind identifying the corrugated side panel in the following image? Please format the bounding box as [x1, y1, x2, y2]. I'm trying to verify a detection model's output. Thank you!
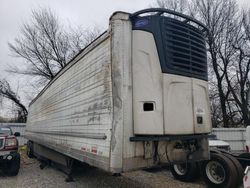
[212, 128, 246, 152]
[26, 38, 112, 169]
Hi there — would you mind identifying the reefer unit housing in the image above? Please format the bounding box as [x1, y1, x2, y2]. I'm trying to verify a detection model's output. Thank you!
[26, 9, 212, 173]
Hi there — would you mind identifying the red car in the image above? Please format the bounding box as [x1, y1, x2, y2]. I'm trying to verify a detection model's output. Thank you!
[0, 126, 20, 176]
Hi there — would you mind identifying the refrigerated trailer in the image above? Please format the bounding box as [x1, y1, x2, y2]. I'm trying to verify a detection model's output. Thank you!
[25, 8, 212, 173]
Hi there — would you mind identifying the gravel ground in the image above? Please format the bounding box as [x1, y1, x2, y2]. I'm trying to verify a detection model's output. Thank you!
[0, 150, 205, 188]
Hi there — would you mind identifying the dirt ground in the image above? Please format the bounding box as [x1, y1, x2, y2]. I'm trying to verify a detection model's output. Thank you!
[0, 148, 205, 188]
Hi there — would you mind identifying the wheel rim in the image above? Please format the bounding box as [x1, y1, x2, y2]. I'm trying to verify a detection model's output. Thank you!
[205, 161, 226, 184]
[173, 164, 187, 175]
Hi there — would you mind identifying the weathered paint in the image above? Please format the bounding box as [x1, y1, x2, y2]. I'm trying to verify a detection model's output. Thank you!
[110, 12, 132, 173]
[132, 31, 164, 135]
[26, 33, 113, 171]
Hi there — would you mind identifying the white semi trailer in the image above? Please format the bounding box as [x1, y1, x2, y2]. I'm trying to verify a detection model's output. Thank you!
[26, 8, 212, 175]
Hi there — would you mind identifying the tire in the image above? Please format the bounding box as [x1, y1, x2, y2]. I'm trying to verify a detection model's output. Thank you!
[223, 153, 244, 187]
[5, 153, 21, 176]
[27, 141, 35, 158]
[210, 148, 223, 154]
[170, 162, 199, 182]
[201, 153, 238, 188]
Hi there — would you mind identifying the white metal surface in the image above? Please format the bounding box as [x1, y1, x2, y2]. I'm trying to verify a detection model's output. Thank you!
[163, 75, 211, 134]
[26, 33, 113, 170]
[209, 140, 230, 147]
[26, 12, 139, 173]
[192, 78, 212, 134]
[212, 128, 246, 152]
[132, 30, 164, 135]
[246, 126, 250, 152]
[163, 74, 193, 134]
[132, 31, 211, 135]
[109, 12, 132, 172]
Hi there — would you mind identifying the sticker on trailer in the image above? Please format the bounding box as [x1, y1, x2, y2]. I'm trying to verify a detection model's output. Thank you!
[196, 108, 205, 115]
[134, 19, 149, 28]
[81, 147, 86, 151]
[91, 146, 97, 154]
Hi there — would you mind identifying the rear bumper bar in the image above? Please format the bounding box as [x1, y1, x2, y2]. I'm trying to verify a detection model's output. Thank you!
[130, 134, 214, 142]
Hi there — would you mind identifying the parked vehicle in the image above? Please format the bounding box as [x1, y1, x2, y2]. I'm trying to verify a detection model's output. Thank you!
[170, 136, 231, 184]
[25, 8, 212, 176]
[208, 134, 231, 152]
[171, 148, 247, 188]
[201, 150, 244, 188]
[0, 126, 21, 176]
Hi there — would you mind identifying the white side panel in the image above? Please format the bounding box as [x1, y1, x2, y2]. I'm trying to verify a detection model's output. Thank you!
[163, 74, 212, 135]
[163, 74, 194, 134]
[109, 12, 132, 173]
[212, 128, 246, 152]
[26, 37, 112, 170]
[132, 31, 164, 135]
[192, 78, 211, 134]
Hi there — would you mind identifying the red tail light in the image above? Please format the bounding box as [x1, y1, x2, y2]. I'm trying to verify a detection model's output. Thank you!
[246, 145, 249, 153]
[4, 137, 17, 150]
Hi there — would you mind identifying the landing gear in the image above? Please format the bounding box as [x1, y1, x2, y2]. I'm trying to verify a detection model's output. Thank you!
[65, 158, 74, 182]
[39, 162, 47, 169]
[27, 141, 35, 158]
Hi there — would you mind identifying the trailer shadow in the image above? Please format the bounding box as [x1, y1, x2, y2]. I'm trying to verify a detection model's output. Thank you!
[0, 152, 206, 188]
[46, 160, 144, 188]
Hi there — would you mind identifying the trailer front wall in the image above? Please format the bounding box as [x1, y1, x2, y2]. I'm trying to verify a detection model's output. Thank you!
[26, 36, 113, 170]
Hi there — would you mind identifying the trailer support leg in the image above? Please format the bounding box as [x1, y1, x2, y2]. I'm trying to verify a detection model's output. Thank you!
[113, 173, 121, 177]
[39, 159, 50, 170]
[65, 158, 74, 182]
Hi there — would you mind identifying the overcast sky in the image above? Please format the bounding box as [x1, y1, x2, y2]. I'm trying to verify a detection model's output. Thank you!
[0, 0, 154, 116]
[0, 0, 153, 78]
[0, 0, 248, 117]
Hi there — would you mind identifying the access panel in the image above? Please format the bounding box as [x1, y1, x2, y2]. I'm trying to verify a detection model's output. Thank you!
[132, 30, 164, 135]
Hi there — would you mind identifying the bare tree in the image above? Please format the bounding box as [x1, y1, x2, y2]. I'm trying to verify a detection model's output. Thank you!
[8, 8, 101, 84]
[0, 79, 28, 122]
[195, 0, 240, 127]
[224, 10, 250, 126]
[69, 26, 102, 58]
[196, 2, 250, 126]
[154, 0, 188, 13]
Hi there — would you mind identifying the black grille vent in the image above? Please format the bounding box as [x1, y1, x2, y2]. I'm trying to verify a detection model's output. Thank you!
[162, 18, 207, 80]
[131, 12, 208, 81]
